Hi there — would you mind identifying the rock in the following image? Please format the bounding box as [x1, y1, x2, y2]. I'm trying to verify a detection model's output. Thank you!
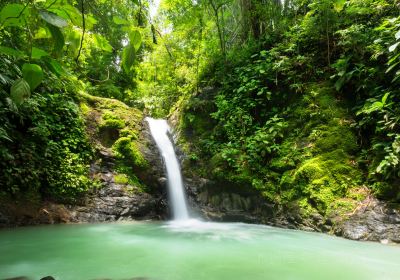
[341, 224, 369, 240]
[335, 198, 400, 243]
[40, 277, 55, 280]
[157, 177, 167, 187]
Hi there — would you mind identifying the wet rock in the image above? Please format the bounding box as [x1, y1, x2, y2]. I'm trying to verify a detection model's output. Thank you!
[158, 177, 167, 187]
[341, 224, 369, 240]
[335, 198, 400, 243]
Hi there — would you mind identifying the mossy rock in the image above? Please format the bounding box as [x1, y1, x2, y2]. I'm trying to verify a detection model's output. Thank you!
[77, 92, 149, 192]
[100, 111, 126, 129]
[292, 150, 361, 214]
[312, 123, 358, 154]
[112, 137, 148, 168]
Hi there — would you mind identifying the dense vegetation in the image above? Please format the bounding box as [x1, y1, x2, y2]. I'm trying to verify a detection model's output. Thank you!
[138, 0, 400, 218]
[0, 0, 148, 201]
[1, 0, 400, 221]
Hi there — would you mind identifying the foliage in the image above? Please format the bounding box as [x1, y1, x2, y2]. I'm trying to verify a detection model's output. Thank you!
[145, 0, 400, 219]
[0, 64, 94, 200]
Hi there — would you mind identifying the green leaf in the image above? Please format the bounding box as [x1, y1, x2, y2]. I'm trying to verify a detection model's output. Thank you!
[382, 92, 390, 105]
[31, 47, 49, 59]
[48, 4, 82, 26]
[0, 4, 28, 27]
[47, 24, 65, 54]
[34, 27, 52, 39]
[128, 30, 142, 51]
[93, 34, 113, 52]
[389, 42, 400, 53]
[113, 16, 130, 25]
[44, 57, 65, 76]
[65, 29, 81, 56]
[122, 44, 136, 73]
[358, 101, 384, 115]
[22, 64, 44, 91]
[39, 10, 68, 28]
[82, 14, 97, 30]
[0, 46, 25, 58]
[333, 0, 346, 12]
[0, 127, 12, 142]
[10, 79, 30, 105]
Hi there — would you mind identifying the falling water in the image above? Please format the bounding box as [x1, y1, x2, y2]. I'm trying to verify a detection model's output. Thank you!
[146, 117, 189, 220]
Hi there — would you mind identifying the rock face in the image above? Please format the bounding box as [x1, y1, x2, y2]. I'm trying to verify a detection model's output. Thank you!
[0, 119, 169, 227]
[335, 198, 400, 243]
[66, 120, 169, 223]
[183, 174, 400, 243]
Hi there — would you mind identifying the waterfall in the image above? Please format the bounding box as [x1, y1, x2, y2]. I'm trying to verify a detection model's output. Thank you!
[146, 117, 190, 220]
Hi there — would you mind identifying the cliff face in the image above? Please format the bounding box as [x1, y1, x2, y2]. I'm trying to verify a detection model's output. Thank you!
[0, 94, 170, 227]
[170, 86, 400, 244]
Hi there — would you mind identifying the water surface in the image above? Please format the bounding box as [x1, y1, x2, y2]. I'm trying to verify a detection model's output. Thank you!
[0, 221, 399, 280]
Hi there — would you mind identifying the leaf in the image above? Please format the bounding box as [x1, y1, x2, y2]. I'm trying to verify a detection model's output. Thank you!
[34, 27, 52, 39]
[382, 92, 390, 105]
[129, 30, 142, 51]
[0, 46, 25, 58]
[22, 64, 44, 91]
[47, 24, 65, 54]
[122, 44, 136, 73]
[396, 30, 400, 40]
[0, 127, 12, 142]
[31, 47, 49, 59]
[93, 34, 113, 52]
[113, 16, 130, 25]
[84, 14, 98, 30]
[48, 4, 82, 27]
[333, 0, 346, 12]
[10, 79, 30, 105]
[358, 101, 384, 115]
[44, 57, 65, 76]
[0, 4, 28, 27]
[389, 42, 400, 53]
[39, 10, 68, 28]
[65, 28, 81, 55]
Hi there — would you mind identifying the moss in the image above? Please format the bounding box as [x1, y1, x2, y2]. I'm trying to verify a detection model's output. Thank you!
[120, 128, 138, 139]
[100, 111, 125, 129]
[77, 91, 149, 193]
[312, 123, 358, 154]
[80, 102, 91, 116]
[292, 150, 361, 214]
[114, 173, 129, 185]
[112, 137, 148, 168]
[114, 163, 147, 193]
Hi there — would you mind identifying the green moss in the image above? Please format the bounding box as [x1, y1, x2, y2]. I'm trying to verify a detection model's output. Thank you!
[292, 150, 361, 214]
[114, 163, 147, 193]
[80, 102, 91, 116]
[120, 128, 138, 139]
[77, 91, 149, 194]
[114, 173, 129, 184]
[313, 123, 358, 154]
[100, 111, 125, 129]
[112, 137, 148, 168]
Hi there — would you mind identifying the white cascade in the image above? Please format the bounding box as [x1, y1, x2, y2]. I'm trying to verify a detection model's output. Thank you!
[146, 117, 190, 220]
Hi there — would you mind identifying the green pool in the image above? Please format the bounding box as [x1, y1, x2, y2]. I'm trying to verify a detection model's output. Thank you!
[0, 220, 399, 280]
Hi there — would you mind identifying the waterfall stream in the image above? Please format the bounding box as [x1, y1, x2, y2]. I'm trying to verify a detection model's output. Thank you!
[146, 117, 190, 220]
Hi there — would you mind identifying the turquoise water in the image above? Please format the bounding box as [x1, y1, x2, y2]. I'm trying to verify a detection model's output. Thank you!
[0, 220, 399, 280]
